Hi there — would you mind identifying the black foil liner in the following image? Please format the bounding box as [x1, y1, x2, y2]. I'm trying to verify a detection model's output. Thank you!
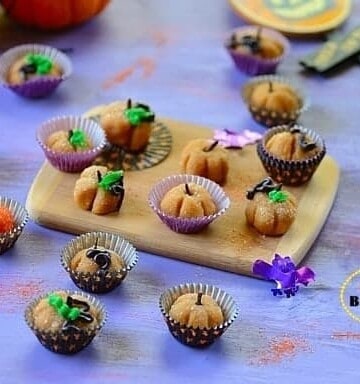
[242, 75, 309, 128]
[257, 124, 326, 186]
[25, 290, 107, 355]
[159, 283, 239, 348]
[61, 231, 138, 294]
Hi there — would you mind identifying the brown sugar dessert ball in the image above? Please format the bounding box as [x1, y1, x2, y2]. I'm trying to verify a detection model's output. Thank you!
[70, 240, 125, 274]
[47, 129, 91, 153]
[32, 291, 101, 333]
[266, 127, 319, 160]
[74, 165, 124, 215]
[8, 53, 62, 85]
[169, 292, 224, 329]
[245, 177, 297, 236]
[160, 183, 217, 218]
[250, 81, 300, 115]
[227, 29, 284, 60]
[100, 99, 155, 152]
[180, 139, 229, 185]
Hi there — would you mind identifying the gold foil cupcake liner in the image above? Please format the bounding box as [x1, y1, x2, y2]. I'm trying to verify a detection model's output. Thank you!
[0, 196, 29, 255]
[25, 290, 107, 354]
[61, 231, 139, 293]
[159, 283, 239, 348]
[148, 174, 230, 234]
[257, 124, 326, 186]
[242, 75, 309, 128]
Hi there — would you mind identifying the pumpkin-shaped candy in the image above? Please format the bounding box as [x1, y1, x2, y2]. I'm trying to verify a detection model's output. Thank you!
[245, 177, 297, 236]
[0, 0, 110, 30]
[74, 165, 124, 215]
[266, 127, 319, 160]
[180, 139, 229, 185]
[47, 129, 91, 153]
[169, 292, 224, 329]
[100, 99, 155, 153]
[7, 53, 63, 85]
[160, 183, 216, 218]
[250, 81, 300, 115]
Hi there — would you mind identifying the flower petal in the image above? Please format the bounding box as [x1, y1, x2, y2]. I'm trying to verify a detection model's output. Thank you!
[296, 266, 315, 286]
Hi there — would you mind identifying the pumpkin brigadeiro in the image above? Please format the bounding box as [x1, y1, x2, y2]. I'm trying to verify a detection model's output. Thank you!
[160, 182, 217, 218]
[7, 53, 62, 85]
[245, 177, 297, 236]
[180, 139, 229, 185]
[74, 165, 125, 215]
[266, 126, 319, 160]
[169, 292, 224, 329]
[100, 99, 155, 153]
[0, 206, 15, 233]
[47, 128, 92, 153]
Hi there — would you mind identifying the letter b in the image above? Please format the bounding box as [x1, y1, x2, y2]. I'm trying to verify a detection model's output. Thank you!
[350, 296, 359, 307]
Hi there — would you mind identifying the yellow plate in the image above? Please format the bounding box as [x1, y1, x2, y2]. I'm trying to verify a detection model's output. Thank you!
[229, 0, 352, 36]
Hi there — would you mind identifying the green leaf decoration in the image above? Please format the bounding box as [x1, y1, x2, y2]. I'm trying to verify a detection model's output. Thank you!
[69, 129, 87, 149]
[25, 54, 53, 75]
[268, 190, 288, 203]
[124, 106, 155, 126]
[98, 170, 124, 191]
[48, 294, 81, 321]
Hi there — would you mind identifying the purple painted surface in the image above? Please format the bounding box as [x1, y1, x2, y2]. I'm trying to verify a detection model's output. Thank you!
[1, 1, 360, 383]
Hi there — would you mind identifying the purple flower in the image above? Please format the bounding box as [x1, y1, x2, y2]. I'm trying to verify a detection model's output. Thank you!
[253, 254, 315, 298]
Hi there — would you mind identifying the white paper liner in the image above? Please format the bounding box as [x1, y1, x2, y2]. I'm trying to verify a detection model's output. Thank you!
[148, 174, 230, 234]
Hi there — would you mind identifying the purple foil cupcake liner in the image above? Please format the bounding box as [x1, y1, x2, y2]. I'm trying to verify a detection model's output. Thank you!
[0, 196, 29, 255]
[226, 26, 290, 76]
[242, 75, 310, 128]
[37, 115, 106, 173]
[159, 283, 239, 348]
[148, 174, 230, 234]
[61, 231, 139, 294]
[25, 290, 107, 355]
[0, 44, 72, 98]
[257, 124, 326, 186]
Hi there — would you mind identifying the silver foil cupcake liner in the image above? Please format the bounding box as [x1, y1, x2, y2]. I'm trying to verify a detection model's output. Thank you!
[159, 283, 239, 348]
[148, 174, 230, 234]
[257, 124, 326, 186]
[37, 115, 106, 173]
[0, 196, 29, 255]
[0, 44, 72, 98]
[61, 231, 138, 294]
[242, 75, 310, 128]
[226, 26, 290, 76]
[25, 290, 107, 355]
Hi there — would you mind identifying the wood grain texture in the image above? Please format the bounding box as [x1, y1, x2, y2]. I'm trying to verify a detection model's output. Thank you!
[26, 117, 339, 276]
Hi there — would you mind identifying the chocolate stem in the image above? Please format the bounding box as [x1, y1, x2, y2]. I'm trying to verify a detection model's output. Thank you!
[269, 81, 273, 93]
[203, 140, 219, 152]
[196, 292, 203, 306]
[256, 26, 262, 43]
[94, 237, 98, 249]
[97, 171, 102, 183]
[185, 183, 192, 196]
[127, 98, 132, 109]
[68, 130, 73, 141]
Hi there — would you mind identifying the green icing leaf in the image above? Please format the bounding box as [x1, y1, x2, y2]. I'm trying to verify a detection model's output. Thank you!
[25, 53, 53, 75]
[98, 170, 124, 191]
[124, 106, 155, 126]
[268, 190, 288, 203]
[69, 129, 87, 149]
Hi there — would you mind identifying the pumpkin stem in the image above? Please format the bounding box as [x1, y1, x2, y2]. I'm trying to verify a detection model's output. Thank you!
[94, 237, 98, 249]
[97, 170, 103, 183]
[203, 140, 219, 152]
[256, 26, 262, 43]
[185, 183, 192, 196]
[127, 98, 132, 109]
[68, 129, 73, 141]
[196, 292, 203, 305]
[269, 81, 273, 93]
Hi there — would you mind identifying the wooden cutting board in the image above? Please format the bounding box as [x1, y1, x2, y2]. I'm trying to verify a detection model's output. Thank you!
[26, 118, 339, 277]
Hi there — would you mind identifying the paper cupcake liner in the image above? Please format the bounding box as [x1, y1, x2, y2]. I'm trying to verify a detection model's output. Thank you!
[25, 290, 107, 354]
[61, 231, 138, 294]
[37, 115, 106, 173]
[257, 124, 326, 186]
[0, 44, 72, 98]
[226, 26, 290, 76]
[159, 283, 239, 348]
[148, 174, 230, 234]
[242, 75, 309, 128]
[0, 196, 29, 255]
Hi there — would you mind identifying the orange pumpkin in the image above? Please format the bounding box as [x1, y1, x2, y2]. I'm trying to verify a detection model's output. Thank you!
[0, 0, 110, 30]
